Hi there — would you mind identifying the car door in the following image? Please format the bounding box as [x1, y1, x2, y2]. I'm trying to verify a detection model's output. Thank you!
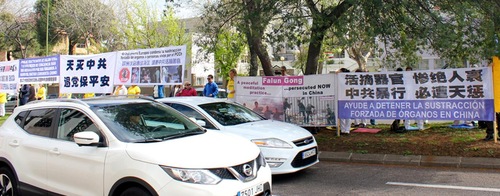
[46, 108, 107, 195]
[13, 109, 56, 191]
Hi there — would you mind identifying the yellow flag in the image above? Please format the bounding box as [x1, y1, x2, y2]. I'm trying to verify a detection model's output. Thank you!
[494, 56, 500, 112]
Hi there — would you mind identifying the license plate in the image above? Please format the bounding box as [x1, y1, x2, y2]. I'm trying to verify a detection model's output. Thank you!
[237, 183, 264, 196]
[302, 148, 316, 159]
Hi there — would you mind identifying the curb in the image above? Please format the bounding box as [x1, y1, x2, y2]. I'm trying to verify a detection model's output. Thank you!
[319, 151, 500, 169]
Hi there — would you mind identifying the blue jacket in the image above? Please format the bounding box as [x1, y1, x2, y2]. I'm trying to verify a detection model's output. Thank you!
[203, 82, 218, 97]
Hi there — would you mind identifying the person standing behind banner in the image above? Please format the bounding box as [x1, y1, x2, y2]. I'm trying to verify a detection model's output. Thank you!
[128, 85, 141, 96]
[404, 66, 424, 130]
[0, 92, 6, 117]
[483, 113, 500, 141]
[169, 85, 182, 97]
[176, 82, 197, 96]
[203, 74, 218, 98]
[153, 85, 164, 99]
[338, 68, 352, 134]
[36, 84, 46, 100]
[28, 84, 36, 102]
[84, 93, 95, 98]
[59, 93, 72, 99]
[227, 69, 237, 101]
[114, 84, 128, 96]
[19, 84, 29, 106]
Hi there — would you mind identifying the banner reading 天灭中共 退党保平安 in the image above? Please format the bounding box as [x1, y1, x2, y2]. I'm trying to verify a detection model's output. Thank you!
[235, 74, 337, 127]
[59, 52, 117, 94]
[337, 67, 495, 121]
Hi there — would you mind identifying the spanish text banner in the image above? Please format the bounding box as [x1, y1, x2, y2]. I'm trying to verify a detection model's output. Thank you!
[114, 45, 186, 86]
[0, 60, 19, 94]
[18, 55, 60, 84]
[59, 52, 117, 94]
[337, 67, 494, 121]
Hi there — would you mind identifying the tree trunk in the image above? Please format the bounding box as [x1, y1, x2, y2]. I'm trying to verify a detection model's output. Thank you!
[305, 26, 326, 75]
[251, 37, 273, 76]
[68, 40, 76, 55]
[248, 42, 259, 76]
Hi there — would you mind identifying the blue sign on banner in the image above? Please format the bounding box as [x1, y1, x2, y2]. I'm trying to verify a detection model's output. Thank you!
[19, 55, 60, 83]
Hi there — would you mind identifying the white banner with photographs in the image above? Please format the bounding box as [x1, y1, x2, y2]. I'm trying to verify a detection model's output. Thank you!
[0, 60, 19, 94]
[114, 45, 186, 86]
[235, 74, 337, 127]
[59, 52, 117, 94]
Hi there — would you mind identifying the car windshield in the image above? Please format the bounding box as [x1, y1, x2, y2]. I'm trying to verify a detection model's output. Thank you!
[199, 102, 264, 126]
[91, 102, 204, 143]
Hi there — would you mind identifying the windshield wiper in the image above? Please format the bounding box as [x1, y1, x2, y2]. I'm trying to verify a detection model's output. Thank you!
[135, 138, 162, 143]
[160, 130, 205, 141]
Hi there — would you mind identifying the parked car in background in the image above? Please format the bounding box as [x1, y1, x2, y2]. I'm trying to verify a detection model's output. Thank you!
[5, 94, 17, 113]
[0, 96, 272, 195]
[195, 88, 228, 98]
[158, 97, 319, 175]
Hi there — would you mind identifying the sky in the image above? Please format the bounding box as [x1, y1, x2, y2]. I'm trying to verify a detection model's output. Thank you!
[21, 0, 201, 19]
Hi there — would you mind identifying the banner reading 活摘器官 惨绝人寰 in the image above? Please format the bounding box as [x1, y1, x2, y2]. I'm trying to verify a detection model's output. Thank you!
[18, 55, 60, 84]
[59, 52, 117, 94]
[337, 67, 495, 121]
[114, 46, 186, 86]
[0, 60, 19, 94]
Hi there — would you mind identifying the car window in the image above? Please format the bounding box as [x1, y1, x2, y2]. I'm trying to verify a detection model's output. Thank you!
[168, 103, 217, 129]
[14, 111, 28, 127]
[23, 108, 56, 137]
[199, 102, 264, 126]
[92, 102, 204, 143]
[57, 109, 100, 141]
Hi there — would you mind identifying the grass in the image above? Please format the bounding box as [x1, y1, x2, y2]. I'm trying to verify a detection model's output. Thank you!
[316, 122, 500, 158]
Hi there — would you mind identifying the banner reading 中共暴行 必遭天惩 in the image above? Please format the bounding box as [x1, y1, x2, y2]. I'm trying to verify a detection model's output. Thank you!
[337, 67, 495, 121]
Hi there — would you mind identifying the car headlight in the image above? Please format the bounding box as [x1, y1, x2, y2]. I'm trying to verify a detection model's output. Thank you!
[161, 166, 222, 185]
[251, 138, 293, 148]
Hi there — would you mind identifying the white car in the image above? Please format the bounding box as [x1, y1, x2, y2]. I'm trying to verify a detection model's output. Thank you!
[195, 87, 228, 98]
[0, 96, 272, 195]
[157, 97, 319, 174]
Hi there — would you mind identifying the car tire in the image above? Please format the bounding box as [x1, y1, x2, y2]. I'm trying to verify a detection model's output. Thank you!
[119, 186, 152, 196]
[0, 167, 17, 196]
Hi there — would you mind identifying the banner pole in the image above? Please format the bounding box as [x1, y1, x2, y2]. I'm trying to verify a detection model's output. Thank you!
[492, 56, 500, 143]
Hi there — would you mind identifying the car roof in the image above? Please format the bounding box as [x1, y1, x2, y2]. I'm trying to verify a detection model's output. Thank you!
[194, 87, 226, 91]
[156, 97, 227, 105]
[20, 95, 154, 110]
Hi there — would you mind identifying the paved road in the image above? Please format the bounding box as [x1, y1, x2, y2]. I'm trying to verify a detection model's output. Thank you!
[272, 162, 500, 196]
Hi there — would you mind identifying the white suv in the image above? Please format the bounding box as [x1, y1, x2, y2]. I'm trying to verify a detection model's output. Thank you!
[0, 96, 271, 196]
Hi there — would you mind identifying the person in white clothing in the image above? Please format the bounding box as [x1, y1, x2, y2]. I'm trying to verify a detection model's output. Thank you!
[114, 84, 128, 95]
[338, 68, 352, 134]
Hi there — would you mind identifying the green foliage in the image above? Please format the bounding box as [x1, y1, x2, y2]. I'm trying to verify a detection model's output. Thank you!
[34, 0, 58, 54]
[119, 0, 191, 50]
[214, 29, 245, 81]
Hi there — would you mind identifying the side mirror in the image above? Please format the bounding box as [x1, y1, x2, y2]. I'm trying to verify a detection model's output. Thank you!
[196, 120, 206, 127]
[189, 117, 206, 127]
[74, 131, 100, 146]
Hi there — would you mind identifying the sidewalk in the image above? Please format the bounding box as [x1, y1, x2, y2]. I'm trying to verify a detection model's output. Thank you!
[319, 151, 500, 169]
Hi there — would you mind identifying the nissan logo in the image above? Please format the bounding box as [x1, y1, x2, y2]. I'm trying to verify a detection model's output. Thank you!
[304, 138, 313, 144]
[242, 164, 253, 177]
